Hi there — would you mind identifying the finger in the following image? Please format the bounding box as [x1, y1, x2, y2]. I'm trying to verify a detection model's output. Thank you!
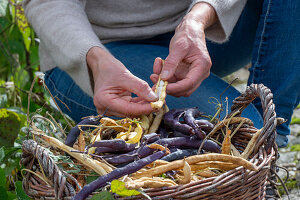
[103, 94, 154, 116]
[95, 101, 127, 118]
[161, 38, 188, 80]
[150, 73, 177, 84]
[166, 61, 209, 95]
[153, 57, 163, 75]
[120, 73, 158, 102]
[150, 74, 159, 84]
[170, 83, 202, 98]
[130, 96, 147, 103]
[98, 108, 126, 118]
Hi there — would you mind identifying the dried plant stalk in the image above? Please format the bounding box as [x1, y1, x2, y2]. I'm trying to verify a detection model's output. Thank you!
[31, 125, 112, 176]
[221, 129, 232, 155]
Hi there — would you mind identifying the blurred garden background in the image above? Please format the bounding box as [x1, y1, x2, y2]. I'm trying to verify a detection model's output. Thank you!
[0, 0, 299, 199]
[0, 1, 72, 199]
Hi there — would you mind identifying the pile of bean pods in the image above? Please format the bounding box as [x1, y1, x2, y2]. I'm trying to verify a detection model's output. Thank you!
[65, 107, 220, 166]
[59, 106, 258, 200]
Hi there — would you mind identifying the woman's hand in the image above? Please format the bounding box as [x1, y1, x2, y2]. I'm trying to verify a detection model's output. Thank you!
[150, 2, 217, 97]
[87, 47, 158, 117]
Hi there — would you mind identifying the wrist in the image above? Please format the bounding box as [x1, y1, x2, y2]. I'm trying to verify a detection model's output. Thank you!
[187, 2, 217, 29]
[87, 46, 110, 78]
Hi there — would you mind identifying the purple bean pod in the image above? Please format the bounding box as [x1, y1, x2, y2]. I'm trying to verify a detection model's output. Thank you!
[91, 139, 137, 151]
[173, 131, 190, 138]
[161, 149, 198, 162]
[194, 119, 214, 132]
[105, 146, 155, 165]
[164, 109, 194, 135]
[155, 137, 221, 153]
[143, 132, 160, 143]
[73, 150, 166, 200]
[183, 108, 206, 139]
[157, 125, 169, 138]
[65, 117, 100, 147]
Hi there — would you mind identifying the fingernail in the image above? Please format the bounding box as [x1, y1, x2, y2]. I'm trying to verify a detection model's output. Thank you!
[160, 70, 169, 79]
[148, 91, 158, 101]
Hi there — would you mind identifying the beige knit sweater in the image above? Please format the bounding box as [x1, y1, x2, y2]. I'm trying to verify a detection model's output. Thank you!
[23, 0, 247, 97]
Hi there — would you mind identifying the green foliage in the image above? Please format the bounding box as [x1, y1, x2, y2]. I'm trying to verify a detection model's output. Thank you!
[90, 191, 115, 200]
[0, 144, 28, 199]
[0, 0, 8, 17]
[290, 117, 300, 125]
[0, 168, 9, 200]
[0, 147, 5, 162]
[0, 167, 21, 200]
[48, 152, 81, 174]
[86, 172, 100, 184]
[290, 144, 300, 152]
[0, 108, 25, 147]
[10, 0, 32, 52]
[110, 180, 140, 197]
[0, 1, 67, 199]
[15, 181, 31, 200]
[278, 178, 299, 196]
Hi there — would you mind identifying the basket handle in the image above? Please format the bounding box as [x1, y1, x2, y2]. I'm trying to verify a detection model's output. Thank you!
[21, 140, 77, 199]
[229, 83, 278, 153]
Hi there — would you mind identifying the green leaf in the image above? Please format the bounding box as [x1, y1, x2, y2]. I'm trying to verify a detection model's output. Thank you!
[290, 144, 300, 152]
[0, 168, 6, 188]
[90, 191, 115, 200]
[110, 180, 140, 197]
[0, 147, 5, 163]
[0, 0, 8, 17]
[10, 0, 32, 51]
[0, 186, 8, 200]
[7, 191, 17, 200]
[15, 181, 31, 200]
[290, 117, 300, 125]
[86, 173, 99, 184]
[0, 168, 9, 200]
[0, 109, 21, 147]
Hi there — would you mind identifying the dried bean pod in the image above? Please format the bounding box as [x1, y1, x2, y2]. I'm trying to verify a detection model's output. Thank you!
[74, 150, 166, 200]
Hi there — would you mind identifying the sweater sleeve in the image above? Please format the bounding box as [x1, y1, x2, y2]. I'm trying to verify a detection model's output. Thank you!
[189, 0, 247, 43]
[23, 0, 104, 96]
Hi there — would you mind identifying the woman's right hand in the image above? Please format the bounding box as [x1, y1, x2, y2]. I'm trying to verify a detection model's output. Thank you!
[86, 47, 158, 117]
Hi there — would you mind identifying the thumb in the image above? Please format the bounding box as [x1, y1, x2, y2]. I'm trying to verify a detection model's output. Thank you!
[161, 47, 186, 80]
[122, 74, 158, 102]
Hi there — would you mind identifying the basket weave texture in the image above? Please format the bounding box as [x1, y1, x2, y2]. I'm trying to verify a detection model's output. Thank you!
[21, 83, 279, 200]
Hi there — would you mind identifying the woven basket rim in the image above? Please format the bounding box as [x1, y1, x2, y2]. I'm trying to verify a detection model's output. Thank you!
[21, 83, 279, 200]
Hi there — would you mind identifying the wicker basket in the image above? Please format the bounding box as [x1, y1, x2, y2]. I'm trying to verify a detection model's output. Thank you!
[21, 83, 280, 200]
